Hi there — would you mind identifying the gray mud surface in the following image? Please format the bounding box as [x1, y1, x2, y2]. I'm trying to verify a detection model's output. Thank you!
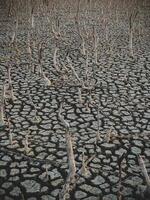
[0, 1, 150, 200]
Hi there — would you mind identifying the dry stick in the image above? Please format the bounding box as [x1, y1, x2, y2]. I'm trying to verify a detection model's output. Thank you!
[68, 153, 96, 192]
[138, 19, 141, 41]
[27, 32, 33, 73]
[10, 15, 18, 45]
[38, 42, 44, 75]
[93, 26, 98, 64]
[58, 103, 76, 200]
[8, 0, 13, 16]
[62, 62, 69, 74]
[78, 87, 83, 104]
[108, 38, 116, 56]
[104, 17, 109, 42]
[37, 42, 51, 85]
[27, 90, 41, 124]
[24, 134, 30, 154]
[78, 153, 95, 175]
[105, 128, 113, 143]
[81, 35, 86, 56]
[56, 17, 61, 36]
[75, 0, 81, 36]
[81, 151, 88, 175]
[7, 118, 13, 146]
[51, 12, 61, 39]
[115, 6, 119, 24]
[118, 154, 126, 200]
[67, 56, 82, 85]
[53, 47, 60, 72]
[83, 21, 88, 38]
[138, 156, 150, 193]
[58, 102, 70, 135]
[85, 50, 89, 82]
[129, 11, 138, 57]
[42, 72, 51, 86]
[129, 15, 133, 57]
[96, 103, 101, 142]
[0, 84, 5, 126]
[27, 36, 32, 56]
[7, 65, 15, 102]
[52, 23, 60, 40]
[11, 32, 16, 45]
[52, 23, 56, 36]
[31, 6, 34, 29]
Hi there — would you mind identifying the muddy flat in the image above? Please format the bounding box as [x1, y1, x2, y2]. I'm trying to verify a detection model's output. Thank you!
[0, 1, 150, 200]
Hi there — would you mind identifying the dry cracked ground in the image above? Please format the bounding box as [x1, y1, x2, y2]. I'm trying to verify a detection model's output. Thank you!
[0, 1, 150, 200]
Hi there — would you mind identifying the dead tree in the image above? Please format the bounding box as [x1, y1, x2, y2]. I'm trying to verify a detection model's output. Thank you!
[58, 102, 76, 200]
